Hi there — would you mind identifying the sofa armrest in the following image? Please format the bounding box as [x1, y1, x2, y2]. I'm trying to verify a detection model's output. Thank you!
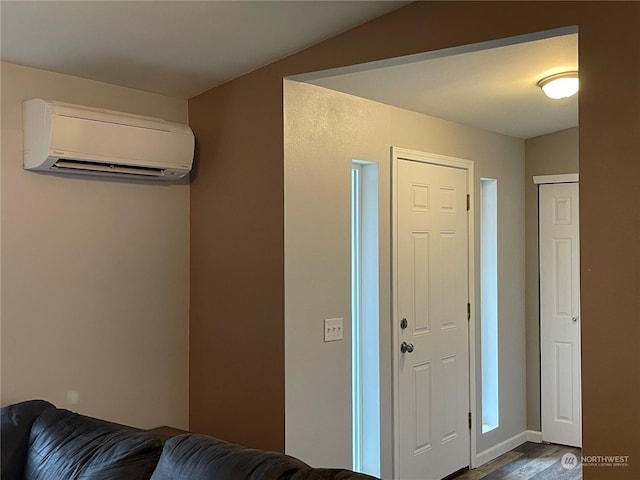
[1, 399, 55, 480]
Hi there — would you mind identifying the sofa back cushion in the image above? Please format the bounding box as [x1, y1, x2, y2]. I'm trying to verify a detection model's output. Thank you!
[1, 400, 55, 480]
[150, 433, 309, 480]
[25, 408, 163, 480]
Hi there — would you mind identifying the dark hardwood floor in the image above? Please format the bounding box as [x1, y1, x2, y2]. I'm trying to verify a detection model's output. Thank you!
[450, 442, 582, 480]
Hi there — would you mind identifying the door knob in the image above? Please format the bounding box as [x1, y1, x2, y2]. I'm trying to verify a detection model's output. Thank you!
[572, 316, 578, 323]
[401, 342, 414, 353]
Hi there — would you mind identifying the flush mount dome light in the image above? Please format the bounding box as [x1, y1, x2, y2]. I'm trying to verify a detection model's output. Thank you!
[537, 71, 579, 99]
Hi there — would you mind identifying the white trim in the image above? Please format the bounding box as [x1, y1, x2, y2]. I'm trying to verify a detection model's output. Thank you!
[533, 174, 578, 184]
[467, 162, 477, 470]
[475, 431, 528, 467]
[391, 150, 400, 480]
[391, 147, 476, 477]
[395, 147, 474, 170]
[526, 430, 543, 443]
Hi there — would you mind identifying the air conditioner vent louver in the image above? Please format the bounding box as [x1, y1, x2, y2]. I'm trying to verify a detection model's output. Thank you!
[53, 159, 165, 177]
[23, 99, 194, 181]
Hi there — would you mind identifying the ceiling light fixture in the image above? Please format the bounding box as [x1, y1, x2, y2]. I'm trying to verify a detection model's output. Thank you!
[537, 71, 579, 99]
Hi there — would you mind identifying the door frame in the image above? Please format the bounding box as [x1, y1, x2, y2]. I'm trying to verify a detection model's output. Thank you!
[391, 147, 477, 478]
[533, 174, 578, 185]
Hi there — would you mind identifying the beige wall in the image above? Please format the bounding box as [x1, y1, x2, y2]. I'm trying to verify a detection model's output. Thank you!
[285, 81, 526, 472]
[0, 62, 189, 429]
[524, 127, 579, 431]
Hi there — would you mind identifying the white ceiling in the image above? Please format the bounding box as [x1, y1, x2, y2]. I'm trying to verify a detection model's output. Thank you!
[306, 33, 579, 139]
[1, 1, 577, 139]
[0, 0, 406, 98]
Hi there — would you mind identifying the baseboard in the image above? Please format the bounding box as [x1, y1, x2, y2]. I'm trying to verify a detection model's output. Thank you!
[475, 431, 528, 467]
[526, 430, 543, 443]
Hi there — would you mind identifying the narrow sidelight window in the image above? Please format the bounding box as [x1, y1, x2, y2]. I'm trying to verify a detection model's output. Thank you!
[351, 161, 380, 476]
[481, 178, 499, 434]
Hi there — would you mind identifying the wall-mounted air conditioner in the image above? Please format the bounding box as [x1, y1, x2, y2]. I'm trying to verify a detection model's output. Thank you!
[23, 99, 194, 181]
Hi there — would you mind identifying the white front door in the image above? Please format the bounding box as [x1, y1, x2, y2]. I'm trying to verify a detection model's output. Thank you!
[539, 182, 582, 447]
[394, 151, 470, 480]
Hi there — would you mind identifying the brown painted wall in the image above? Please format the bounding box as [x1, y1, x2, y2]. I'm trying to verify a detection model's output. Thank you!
[188, 71, 286, 450]
[189, 2, 640, 476]
[577, 3, 640, 475]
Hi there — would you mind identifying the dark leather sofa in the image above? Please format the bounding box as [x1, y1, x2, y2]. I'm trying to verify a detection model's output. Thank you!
[1, 400, 378, 480]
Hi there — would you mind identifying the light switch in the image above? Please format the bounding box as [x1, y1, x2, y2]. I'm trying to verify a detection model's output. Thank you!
[324, 318, 343, 342]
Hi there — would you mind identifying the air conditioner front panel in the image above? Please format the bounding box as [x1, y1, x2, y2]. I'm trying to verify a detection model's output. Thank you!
[23, 99, 194, 181]
[49, 115, 193, 170]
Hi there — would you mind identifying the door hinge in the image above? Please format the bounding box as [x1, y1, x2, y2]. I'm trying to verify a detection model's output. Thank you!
[467, 303, 471, 321]
[468, 412, 472, 429]
[466, 194, 470, 211]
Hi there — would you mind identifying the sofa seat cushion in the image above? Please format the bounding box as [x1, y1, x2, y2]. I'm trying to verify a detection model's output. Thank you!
[150, 433, 309, 480]
[1, 399, 56, 480]
[25, 408, 163, 480]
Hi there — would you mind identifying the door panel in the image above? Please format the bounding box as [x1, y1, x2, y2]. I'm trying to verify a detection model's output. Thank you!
[414, 361, 432, 453]
[396, 158, 470, 479]
[540, 182, 581, 447]
[412, 233, 431, 333]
